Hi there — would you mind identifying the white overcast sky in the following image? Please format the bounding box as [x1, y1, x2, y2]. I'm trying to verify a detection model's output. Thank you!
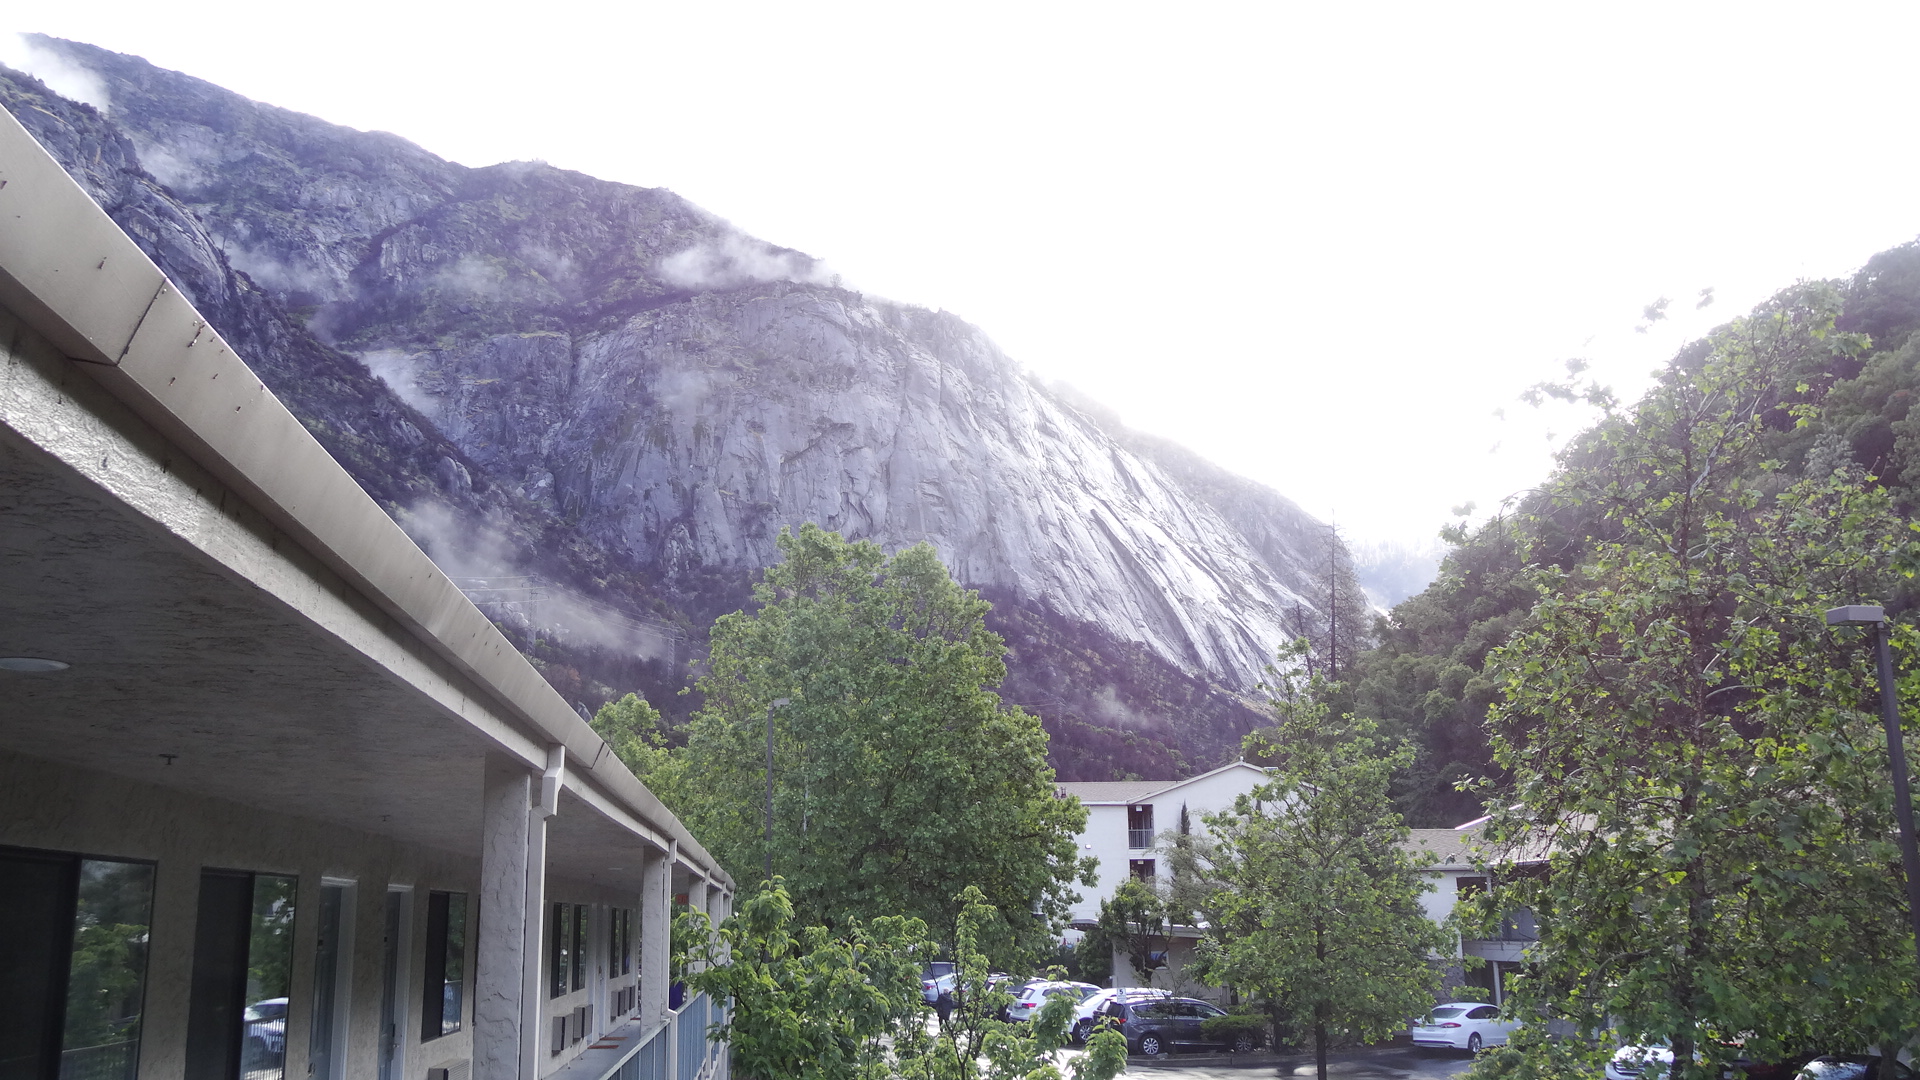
[8, 1, 1920, 545]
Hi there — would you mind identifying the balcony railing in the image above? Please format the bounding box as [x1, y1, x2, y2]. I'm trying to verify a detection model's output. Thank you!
[1127, 828, 1154, 850]
[593, 993, 724, 1080]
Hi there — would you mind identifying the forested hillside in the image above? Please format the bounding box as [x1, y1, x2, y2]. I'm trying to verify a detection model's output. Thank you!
[1357, 240, 1920, 827]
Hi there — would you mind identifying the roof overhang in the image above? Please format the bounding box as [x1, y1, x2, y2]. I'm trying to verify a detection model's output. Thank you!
[0, 103, 728, 890]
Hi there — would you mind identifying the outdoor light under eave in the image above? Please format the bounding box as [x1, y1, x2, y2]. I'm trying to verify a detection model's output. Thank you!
[0, 657, 70, 673]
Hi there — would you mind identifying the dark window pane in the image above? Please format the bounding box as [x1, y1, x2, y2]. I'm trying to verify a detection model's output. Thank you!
[185, 872, 250, 1080]
[307, 885, 345, 1080]
[550, 903, 570, 999]
[242, 875, 297, 1080]
[441, 895, 465, 1037]
[0, 849, 78, 1080]
[571, 906, 586, 993]
[60, 859, 154, 1080]
[421, 892, 464, 1041]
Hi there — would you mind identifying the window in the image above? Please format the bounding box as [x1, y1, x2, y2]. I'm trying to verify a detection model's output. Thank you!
[420, 891, 467, 1040]
[309, 882, 353, 1080]
[1126, 805, 1155, 849]
[549, 902, 588, 998]
[1128, 859, 1156, 881]
[0, 848, 156, 1080]
[572, 905, 586, 993]
[184, 869, 297, 1080]
[609, 908, 633, 977]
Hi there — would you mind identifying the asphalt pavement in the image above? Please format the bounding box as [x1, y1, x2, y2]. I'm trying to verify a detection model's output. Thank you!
[1121, 1043, 1480, 1080]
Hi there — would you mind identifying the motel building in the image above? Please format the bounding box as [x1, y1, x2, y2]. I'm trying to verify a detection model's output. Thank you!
[0, 105, 733, 1080]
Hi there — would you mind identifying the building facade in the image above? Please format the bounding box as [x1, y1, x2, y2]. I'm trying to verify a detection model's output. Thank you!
[1403, 818, 1538, 1005]
[1057, 761, 1270, 995]
[0, 105, 730, 1080]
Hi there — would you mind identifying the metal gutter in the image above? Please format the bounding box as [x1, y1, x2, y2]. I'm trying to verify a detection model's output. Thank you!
[0, 104, 729, 887]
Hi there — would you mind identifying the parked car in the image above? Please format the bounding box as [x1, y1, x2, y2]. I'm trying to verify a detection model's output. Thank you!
[242, 997, 288, 1062]
[1606, 1043, 1852, 1080]
[1094, 995, 1248, 1056]
[1005, 981, 1099, 1023]
[1791, 1057, 1917, 1080]
[1410, 1002, 1519, 1053]
[921, 972, 957, 1004]
[1072, 987, 1170, 1045]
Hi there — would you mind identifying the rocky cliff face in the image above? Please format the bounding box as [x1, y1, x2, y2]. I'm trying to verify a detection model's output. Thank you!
[3, 37, 1335, 778]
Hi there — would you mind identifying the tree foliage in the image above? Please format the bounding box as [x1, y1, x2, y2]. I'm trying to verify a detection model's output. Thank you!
[1471, 282, 1920, 1076]
[1189, 652, 1448, 1080]
[1092, 878, 1170, 987]
[681, 881, 1127, 1080]
[631, 523, 1090, 958]
[1352, 239, 1920, 829]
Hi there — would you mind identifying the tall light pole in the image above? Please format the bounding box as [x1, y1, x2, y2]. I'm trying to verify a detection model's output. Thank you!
[764, 697, 789, 886]
[1826, 605, 1920, 970]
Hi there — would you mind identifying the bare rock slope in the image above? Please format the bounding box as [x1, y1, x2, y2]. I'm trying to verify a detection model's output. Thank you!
[3, 38, 1333, 777]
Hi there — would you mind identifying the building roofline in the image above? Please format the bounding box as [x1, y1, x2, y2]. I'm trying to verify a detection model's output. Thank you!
[0, 106, 729, 888]
[1059, 760, 1271, 805]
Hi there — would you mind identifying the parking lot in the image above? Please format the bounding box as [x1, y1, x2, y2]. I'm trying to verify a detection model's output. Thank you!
[1121, 1043, 1479, 1080]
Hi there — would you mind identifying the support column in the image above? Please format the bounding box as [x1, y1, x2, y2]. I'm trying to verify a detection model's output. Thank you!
[640, 843, 674, 1026]
[475, 755, 532, 1080]
[520, 746, 565, 1080]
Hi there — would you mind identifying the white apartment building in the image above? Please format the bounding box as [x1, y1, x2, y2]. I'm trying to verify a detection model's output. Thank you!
[1057, 761, 1271, 927]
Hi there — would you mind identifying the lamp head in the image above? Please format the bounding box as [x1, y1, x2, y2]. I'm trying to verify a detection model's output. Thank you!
[1826, 605, 1887, 626]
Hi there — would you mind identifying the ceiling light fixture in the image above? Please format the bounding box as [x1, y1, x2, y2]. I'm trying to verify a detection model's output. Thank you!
[0, 657, 70, 673]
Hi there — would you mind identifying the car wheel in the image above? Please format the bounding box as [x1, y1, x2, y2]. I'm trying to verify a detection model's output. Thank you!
[1073, 1019, 1092, 1045]
[1140, 1034, 1164, 1056]
[1233, 1032, 1256, 1054]
[1468, 1033, 1483, 1054]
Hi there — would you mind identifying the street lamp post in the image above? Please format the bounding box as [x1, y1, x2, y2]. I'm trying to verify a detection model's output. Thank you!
[1826, 605, 1920, 970]
[764, 697, 789, 886]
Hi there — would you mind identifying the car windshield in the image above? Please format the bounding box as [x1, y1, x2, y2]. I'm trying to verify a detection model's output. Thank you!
[1428, 1007, 1468, 1020]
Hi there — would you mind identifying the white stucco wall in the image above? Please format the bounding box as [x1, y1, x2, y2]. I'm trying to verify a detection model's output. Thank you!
[1063, 763, 1271, 924]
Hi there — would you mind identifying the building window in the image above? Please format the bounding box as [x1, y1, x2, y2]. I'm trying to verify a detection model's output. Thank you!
[550, 902, 588, 998]
[1128, 859, 1156, 881]
[572, 905, 586, 992]
[420, 891, 467, 1039]
[0, 847, 156, 1080]
[610, 907, 633, 977]
[1127, 806, 1155, 849]
[185, 868, 297, 1080]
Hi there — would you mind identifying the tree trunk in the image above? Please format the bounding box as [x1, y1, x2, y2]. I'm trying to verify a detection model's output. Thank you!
[1314, 1010, 1329, 1080]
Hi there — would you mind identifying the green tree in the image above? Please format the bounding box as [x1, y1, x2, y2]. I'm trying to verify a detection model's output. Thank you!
[679, 880, 929, 1080]
[1194, 656, 1448, 1080]
[591, 692, 676, 781]
[680, 881, 1127, 1080]
[1093, 877, 1169, 987]
[670, 524, 1091, 958]
[1475, 282, 1920, 1078]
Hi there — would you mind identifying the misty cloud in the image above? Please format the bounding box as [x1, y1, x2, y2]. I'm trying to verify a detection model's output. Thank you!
[435, 255, 511, 300]
[400, 501, 683, 662]
[359, 348, 430, 412]
[660, 233, 836, 291]
[0, 35, 111, 112]
[224, 241, 336, 298]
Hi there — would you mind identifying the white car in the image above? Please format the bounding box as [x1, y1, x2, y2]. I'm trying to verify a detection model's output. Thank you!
[1606, 1045, 1677, 1080]
[1005, 980, 1099, 1023]
[1071, 987, 1170, 1044]
[1409, 1001, 1518, 1052]
[243, 997, 289, 1061]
